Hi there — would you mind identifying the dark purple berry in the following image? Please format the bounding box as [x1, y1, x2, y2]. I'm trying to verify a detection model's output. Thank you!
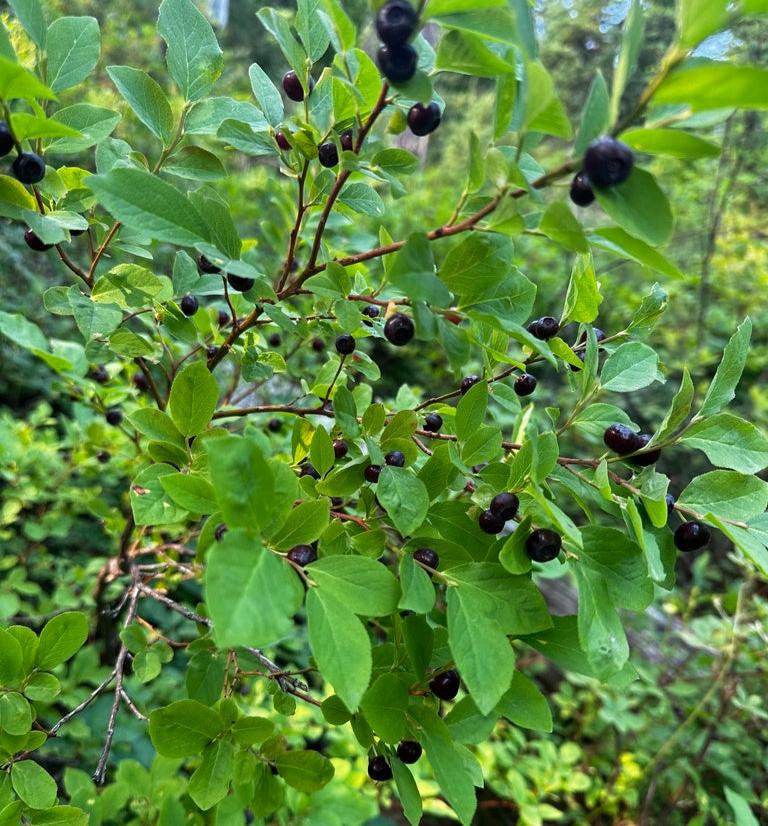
[384, 313, 415, 346]
[133, 372, 149, 391]
[97, 450, 110, 464]
[318, 142, 339, 168]
[12, 152, 45, 184]
[478, 509, 505, 535]
[206, 345, 218, 359]
[88, 365, 109, 384]
[197, 255, 221, 274]
[413, 548, 438, 570]
[376, 0, 418, 45]
[362, 304, 380, 319]
[276, 131, 291, 151]
[105, 408, 123, 426]
[460, 375, 481, 395]
[24, 228, 52, 251]
[312, 337, 325, 352]
[217, 310, 230, 327]
[423, 413, 442, 433]
[515, 373, 537, 397]
[283, 71, 313, 102]
[268, 418, 282, 433]
[526, 529, 562, 563]
[666, 493, 676, 515]
[340, 129, 354, 152]
[490, 492, 519, 521]
[364, 464, 382, 483]
[269, 333, 281, 347]
[227, 273, 255, 293]
[430, 669, 460, 701]
[674, 521, 710, 552]
[630, 433, 661, 466]
[333, 440, 348, 458]
[385, 450, 406, 467]
[604, 424, 642, 456]
[527, 316, 560, 340]
[570, 172, 595, 206]
[396, 740, 422, 764]
[584, 137, 634, 188]
[335, 334, 355, 355]
[377, 44, 418, 84]
[407, 102, 441, 136]
[299, 463, 321, 480]
[368, 756, 393, 782]
[287, 544, 318, 567]
[0, 122, 13, 156]
[215, 523, 228, 541]
[180, 294, 198, 316]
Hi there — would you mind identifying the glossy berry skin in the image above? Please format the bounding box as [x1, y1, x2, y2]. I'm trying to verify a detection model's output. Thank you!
[89, 365, 109, 384]
[180, 294, 198, 317]
[603, 424, 641, 455]
[396, 740, 423, 764]
[460, 375, 481, 395]
[268, 333, 281, 347]
[584, 137, 634, 188]
[24, 229, 52, 252]
[423, 412, 443, 433]
[97, 450, 111, 464]
[267, 418, 282, 433]
[479, 509, 505, 535]
[430, 669, 460, 701]
[197, 254, 221, 274]
[377, 44, 418, 84]
[527, 316, 560, 340]
[368, 756, 393, 782]
[282, 71, 312, 102]
[0, 122, 13, 156]
[413, 548, 439, 570]
[312, 337, 325, 353]
[364, 464, 382, 483]
[12, 152, 45, 184]
[526, 529, 562, 563]
[333, 439, 348, 458]
[408, 102, 441, 136]
[214, 523, 228, 541]
[227, 273, 254, 293]
[385, 450, 406, 467]
[335, 333, 355, 355]
[275, 131, 291, 151]
[674, 521, 710, 552]
[490, 492, 519, 521]
[362, 304, 380, 319]
[632, 434, 662, 466]
[287, 544, 317, 567]
[666, 493, 676, 515]
[384, 313, 415, 346]
[340, 129, 354, 152]
[376, 0, 417, 45]
[515, 373, 537, 397]
[299, 463, 321, 480]
[318, 142, 339, 168]
[570, 171, 595, 206]
[105, 408, 123, 426]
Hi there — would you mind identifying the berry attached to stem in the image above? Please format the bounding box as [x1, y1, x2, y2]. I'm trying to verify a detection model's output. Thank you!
[377, 44, 418, 84]
[376, 0, 418, 46]
[423, 412, 443, 433]
[603, 424, 641, 455]
[396, 740, 422, 764]
[584, 136, 634, 188]
[335, 333, 355, 355]
[490, 492, 519, 521]
[13, 152, 46, 184]
[283, 71, 313, 102]
[408, 102, 441, 136]
[24, 229, 53, 252]
[526, 529, 562, 563]
[515, 373, 537, 397]
[674, 521, 710, 552]
[287, 544, 318, 567]
[430, 669, 460, 701]
[180, 294, 199, 317]
[413, 548, 439, 570]
[479, 509, 505, 535]
[384, 313, 415, 346]
[318, 142, 339, 168]
[570, 171, 595, 206]
[368, 756, 393, 782]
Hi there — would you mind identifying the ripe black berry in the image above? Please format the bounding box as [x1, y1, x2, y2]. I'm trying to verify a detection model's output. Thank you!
[584, 137, 634, 188]
[97, 450, 110, 464]
[578, 327, 607, 346]
[526, 529, 562, 563]
[335, 333, 355, 355]
[674, 521, 710, 552]
[362, 304, 380, 319]
[24, 228, 52, 252]
[430, 669, 460, 701]
[460, 375, 480, 395]
[197, 254, 221, 274]
[217, 310, 230, 327]
[385, 450, 405, 467]
[603, 424, 641, 455]
[318, 142, 339, 168]
[12, 152, 45, 184]
[227, 273, 255, 292]
[268, 418, 282, 433]
[514, 373, 537, 397]
[88, 365, 109, 384]
[376, 0, 418, 45]
[299, 463, 321, 480]
[666, 493, 676, 515]
[377, 44, 418, 84]
[133, 372, 149, 391]
[70, 228, 86, 237]
[105, 408, 123, 426]
[287, 544, 318, 567]
[396, 740, 422, 764]
[367, 756, 393, 782]
[479, 509, 505, 535]
[490, 492, 519, 521]
[312, 337, 325, 352]
[268, 333, 281, 347]
[364, 464, 382, 483]
[413, 548, 438, 570]
[0, 122, 14, 156]
[423, 412, 443, 433]
[333, 439, 348, 458]
[340, 129, 354, 152]
[527, 316, 560, 340]
[180, 294, 198, 317]
[206, 345, 218, 359]
[570, 172, 595, 207]
[631, 434, 661, 467]
[282, 71, 313, 102]
[384, 313, 415, 346]
[275, 131, 291, 151]
[215, 523, 228, 541]
[407, 102, 441, 136]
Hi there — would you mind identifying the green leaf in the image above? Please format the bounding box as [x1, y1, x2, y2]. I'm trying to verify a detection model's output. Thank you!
[148, 700, 224, 757]
[436, 29, 515, 77]
[620, 127, 720, 159]
[601, 342, 659, 393]
[107, 66, 174, 143]
[455, 380, 487, 441]
[296, 0, 331, 61]
[164, 146, 226, 181]
[0, 692, 32, 735]
[309, 425, 335, 476]
[447, 587, 515, 714]
[656, 64, 768, 111]
[131, 464, 189, 526]
[269, 500, 330, 549]
[496, 670, 552, 731]
[579, 527, 653, 610]
[562, 253, 602, 324]
[93, 264, 173, 309]
[87, 168, 210, 246]
[231, 715, 274, 746]
[274, 750, 334, 792]
[160, 473, 218, 513]
[399, 553, 436, 613]
[376, 467, 430, 536]
[540, 202, 588, 253]
[11, 761, 57, 809]
[461, 424, 503, 467]
[36, 611, 88, 669]
[308, 555, 400, 617]
[682, 414, 768, 473]
[593, 168, 673, 246]
[388, 233, 450, 306]
[205, 529, 303, 648]
[306, 588, 371, 711]
[698, 318, 751, 416]
[610, 0, 644, 122]
[651, 368, 693, 444]
[67, 287, 122, 340]
[256, 8, 307, 77]
[8, 0, 46, 49]
[0, 56, 55, 101]
[167, 361, 219, 437]
[392, 758, 423, 826]
[575, 71, 609, 154]
[724, 786, 761, 826]
[27, 807, 87, 826]
[158, 0, 223, 101]
[130, 409, 185, 447]
[338, 182, 385, 216]
[441, 233, 513, 297]
[248, 63, 283, 128]
[188, 739, 233, 810]
[678, 471, 768, 522]
[590, 227, 684, 280]
[46, 16, 100, 92]
[360, 673, 410, 743]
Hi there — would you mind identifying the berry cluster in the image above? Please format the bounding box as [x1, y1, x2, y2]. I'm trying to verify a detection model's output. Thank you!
[570, 136, 635, 207]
